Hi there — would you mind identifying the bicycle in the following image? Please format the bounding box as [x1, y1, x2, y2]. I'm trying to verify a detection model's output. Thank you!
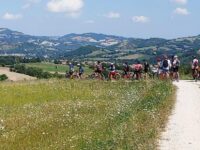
[108, 71, 121, 80]
[65, 71, 80, 79]
[159, 70, 170, 80]
[193, 68, 199, 82]
[87, 72, 105, 80]
[171, 67, 179, 82]
[122, 72, 134, 80]
[172, 71, 179, 82]
[133, 70, 142, 80]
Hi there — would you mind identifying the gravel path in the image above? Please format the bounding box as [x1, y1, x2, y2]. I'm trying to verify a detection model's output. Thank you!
[159, 80, 200, 150]
[0, 67, 36, 81]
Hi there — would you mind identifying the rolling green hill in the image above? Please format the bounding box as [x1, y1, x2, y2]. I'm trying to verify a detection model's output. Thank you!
[0, 28, 200, 63]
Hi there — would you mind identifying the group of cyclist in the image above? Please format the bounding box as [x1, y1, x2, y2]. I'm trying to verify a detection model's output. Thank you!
[66, 55, 200, 81]
[68, 62, 84, 79]
[155, 55, 180, 81]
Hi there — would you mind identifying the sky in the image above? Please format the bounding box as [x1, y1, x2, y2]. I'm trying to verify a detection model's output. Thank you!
[0, 0, 200, 39]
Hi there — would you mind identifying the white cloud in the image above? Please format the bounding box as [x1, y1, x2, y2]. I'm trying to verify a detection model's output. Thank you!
[22, 4, 31, 9]
[84, 20, 95, 24]
[47, 0, 84, 16]
[105, 12, 120, 19]
[174, 8, 189, 15]
[171, 0, 187, 5]
[22, 0, 41, 9]
[2, 13, 22, 20]
[132, 16, 149, 23]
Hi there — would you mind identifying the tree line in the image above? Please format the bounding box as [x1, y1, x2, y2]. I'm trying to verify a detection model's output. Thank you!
[10, 64, 63, 79]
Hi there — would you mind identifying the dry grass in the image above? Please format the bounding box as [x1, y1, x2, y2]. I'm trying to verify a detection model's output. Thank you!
[0, 79, 173, 150]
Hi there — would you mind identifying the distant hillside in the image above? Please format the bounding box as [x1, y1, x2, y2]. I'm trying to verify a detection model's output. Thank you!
[0, 28, 200, 63]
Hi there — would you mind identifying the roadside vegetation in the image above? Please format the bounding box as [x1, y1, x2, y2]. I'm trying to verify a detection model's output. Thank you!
[0, 79, 174, 149]
[10, 64, 63, 79]
[179, 65, 192, 80]
[0, 74, 8, 81]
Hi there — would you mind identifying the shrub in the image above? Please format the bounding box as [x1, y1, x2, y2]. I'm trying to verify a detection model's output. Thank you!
[0, 74, 8, 81]
[10, 64, 63, 79]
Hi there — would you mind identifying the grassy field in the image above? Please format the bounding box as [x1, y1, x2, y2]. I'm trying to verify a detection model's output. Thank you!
[0, 79, 174, 150]
[25, 62, 93, 74]
[118, 54, 144, 60]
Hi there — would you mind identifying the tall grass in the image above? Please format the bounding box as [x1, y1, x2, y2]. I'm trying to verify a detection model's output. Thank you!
[0, 79, 174, 150]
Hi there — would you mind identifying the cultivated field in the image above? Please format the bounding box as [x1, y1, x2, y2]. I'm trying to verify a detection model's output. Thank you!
[0, 67, 36, 81]
[0, 79, 174, 149]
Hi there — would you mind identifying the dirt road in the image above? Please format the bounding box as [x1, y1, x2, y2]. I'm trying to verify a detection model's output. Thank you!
[159, 80, 200, 150]
[0, 67, 36, 81]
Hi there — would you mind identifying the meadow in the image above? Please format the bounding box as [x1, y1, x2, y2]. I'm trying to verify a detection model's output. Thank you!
[25, 62, 93, 75]
[0, 79, 174, 150]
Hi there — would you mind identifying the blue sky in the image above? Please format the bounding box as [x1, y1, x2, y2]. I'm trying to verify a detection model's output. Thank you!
[0, 0, 199, 39]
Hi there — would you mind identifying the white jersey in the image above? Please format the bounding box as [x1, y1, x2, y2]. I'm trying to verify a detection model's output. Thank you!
[192, 59, 199, 66]
[162, 59, 171, 70]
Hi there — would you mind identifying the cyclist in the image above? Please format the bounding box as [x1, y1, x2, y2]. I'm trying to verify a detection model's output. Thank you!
[77, 64, 84, 79]
[169, 55, 175, 80]
[161, 55, 171, 79]
[156, 58, 162, 76]
[172, 55, 180, 81]
[68, 62, 75, 77]
[94, 61, 104, 79]
[133, 60, 143, 80]
[192, 56, 199, 79]
[150, 64, 158, 79]
[143, 60, 150, 79]
[109, 63, 116, 80]
[123, 62, 130, 78]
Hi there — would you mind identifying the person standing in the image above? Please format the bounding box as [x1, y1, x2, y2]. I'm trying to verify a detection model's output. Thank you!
[161, 55, 171, 79]
[133, 60, 143, 80]
[172, 55, 180, 81]
[191, 56, 199, 79]
[68, 62, 74, 77]
[143, 60, 150, 79]
[77, 64, 84, 79]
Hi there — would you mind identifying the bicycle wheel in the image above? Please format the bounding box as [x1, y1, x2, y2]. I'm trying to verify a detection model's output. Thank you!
[194, 69, 198, 82]
[115, 73, 121, 80]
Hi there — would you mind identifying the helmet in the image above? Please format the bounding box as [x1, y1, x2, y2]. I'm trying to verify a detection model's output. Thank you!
[111, 63, 114, 65]
[77, 63, 80, 66]
[174, 55, 178, 58]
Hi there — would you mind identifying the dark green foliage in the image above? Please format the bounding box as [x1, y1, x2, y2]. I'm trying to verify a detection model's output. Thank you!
[0, 56, 17, 66]
[53, 60, 62, 64]
[0, 74, 8, 81]
[0, 56, 42, 66]
[11, 65, 53, 79]
[65, 45, 101, 58]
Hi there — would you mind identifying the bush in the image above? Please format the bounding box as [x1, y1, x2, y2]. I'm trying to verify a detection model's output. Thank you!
[11, 64, 63, 79]
[1, 64, 5, 67]
[0, 74, 8, 81]
[11, 65, 50, 79]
